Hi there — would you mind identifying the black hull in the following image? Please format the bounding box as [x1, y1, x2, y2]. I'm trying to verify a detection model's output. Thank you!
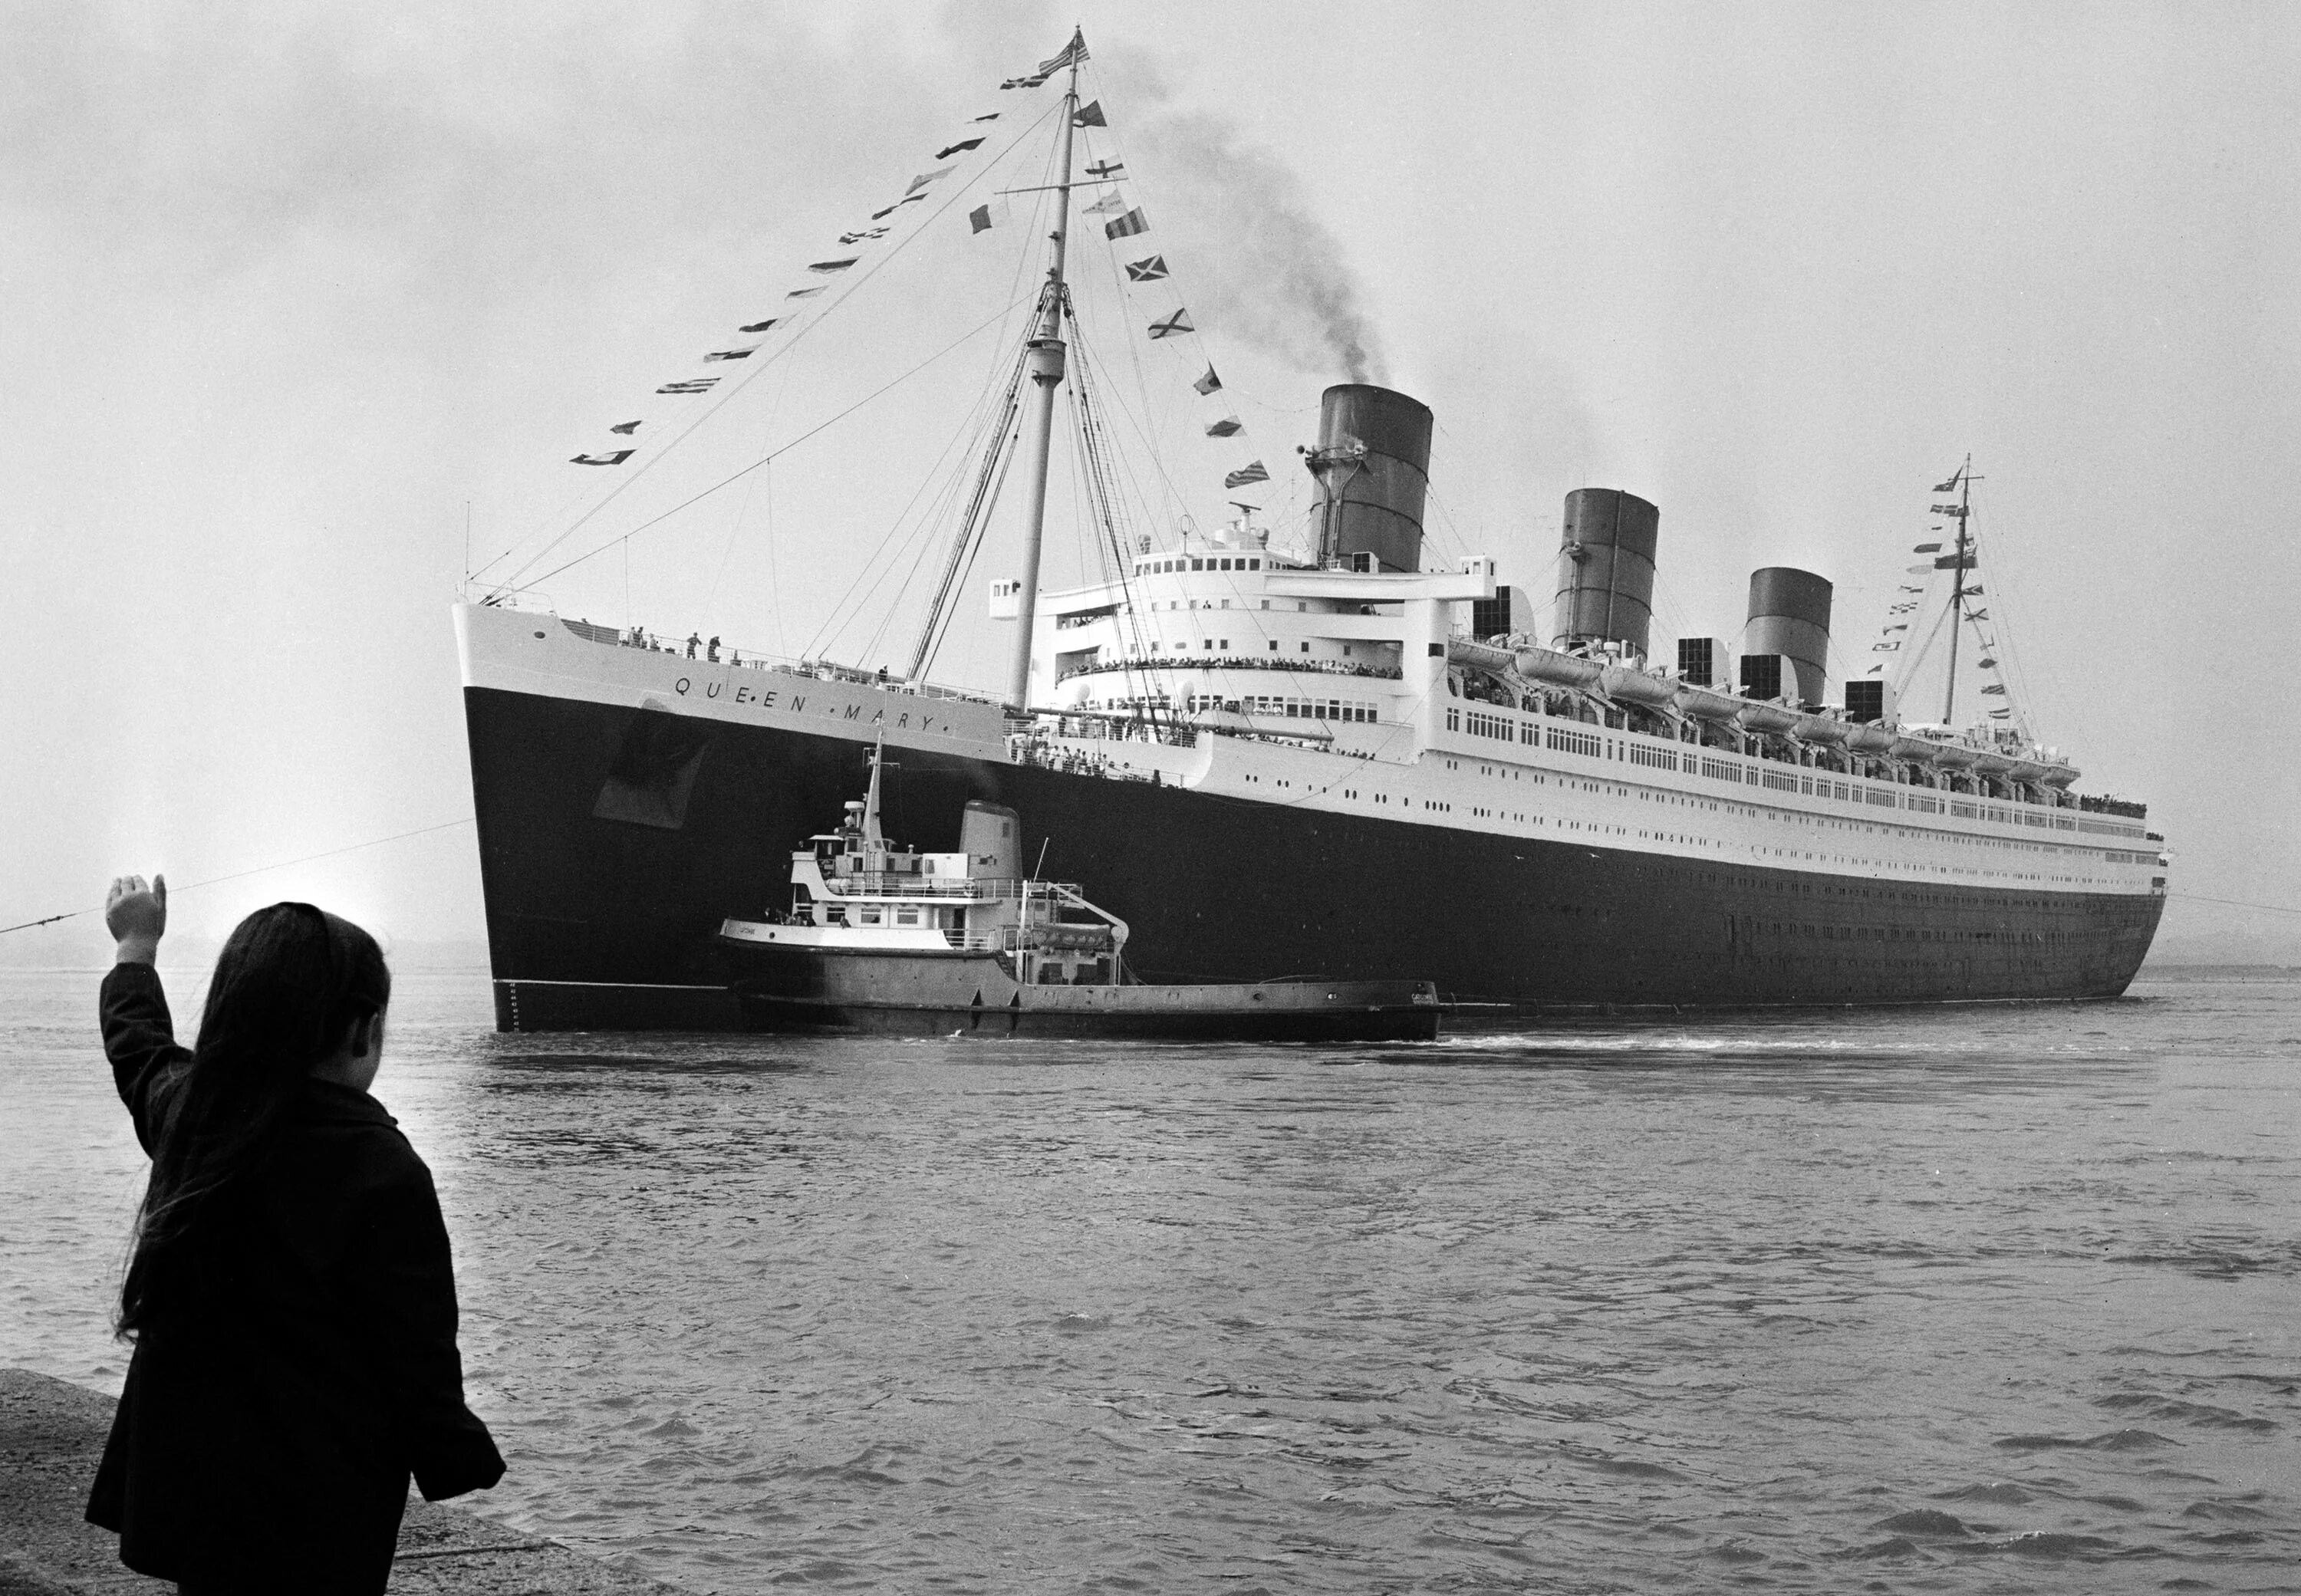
[465, 686, 2164, 1031]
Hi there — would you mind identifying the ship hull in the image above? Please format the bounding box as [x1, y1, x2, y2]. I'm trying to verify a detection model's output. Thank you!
[464, 683, 2165, 1031]
[717, 938, 1440, 1040]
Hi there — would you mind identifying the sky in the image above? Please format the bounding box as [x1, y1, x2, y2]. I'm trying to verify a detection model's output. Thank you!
[4, 0, 2296, 962]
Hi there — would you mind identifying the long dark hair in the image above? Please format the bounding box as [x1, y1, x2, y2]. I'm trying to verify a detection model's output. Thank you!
[118, 903, 391, 1334]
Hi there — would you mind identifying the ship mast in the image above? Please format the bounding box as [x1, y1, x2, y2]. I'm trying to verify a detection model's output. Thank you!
[1002, 51, 1085, 711]
[1941, 456, 1973, 725]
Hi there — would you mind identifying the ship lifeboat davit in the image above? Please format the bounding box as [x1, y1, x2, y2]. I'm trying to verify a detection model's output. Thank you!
[1674, 686, 1744, 724]
[1597, 664, 1678, 707]
[1736, 700, 1800, 734]
[1510, 647, 1602, 689]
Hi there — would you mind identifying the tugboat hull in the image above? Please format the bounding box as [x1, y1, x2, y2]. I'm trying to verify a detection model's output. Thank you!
[721, 943, 1442, 1041]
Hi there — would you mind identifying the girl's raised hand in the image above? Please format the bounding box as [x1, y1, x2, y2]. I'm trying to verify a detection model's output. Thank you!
[106, 875, 167, 963]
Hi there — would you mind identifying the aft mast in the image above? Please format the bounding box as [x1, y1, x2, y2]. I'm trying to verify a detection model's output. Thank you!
[1941, 457, 1973, 724]
[1003, 33, 1088, 711]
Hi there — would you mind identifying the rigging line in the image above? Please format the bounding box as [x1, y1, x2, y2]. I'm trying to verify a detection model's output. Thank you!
[764, 462, 785, 655]
[858, 511, 957, 666]
[1077, 334, 1197, 532]
[1097, 206, 1183, 541]
[2168, 893, 2301, 916]
[518, 295, 1033, 595]
[1970, 501, 2056, 745]
[816, 336, 1027, 663]
[904, 345, 1032, 676]
[0, 819, 476, 939]
[1076, 332, 1240, 588]
[1069, 183, 1187, 544]
[1894, 579, 1957, 703]
[917, 456, 1006, 681]
[1066, 309, 1144, 584]
[483, 100, 1067, 592]
[829, 451, 979, 663]
[810, 350, 1017, 660]
[1070, 85, 1272, 535]
[856, 391, 1020, 666]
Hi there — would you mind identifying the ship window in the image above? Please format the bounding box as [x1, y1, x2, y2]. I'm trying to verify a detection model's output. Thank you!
[1269, 639, 1280, 650]
[1249, 558, 1261, 569]
[1301, 641, 1311, 652]
[897, 909, 919, 925]
[860, 908, 881, 925]
[1192, 558, 1205, 571]
[1220, 558, 1233, 569]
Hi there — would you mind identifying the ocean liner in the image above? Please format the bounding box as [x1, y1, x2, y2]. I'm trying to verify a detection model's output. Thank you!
[458, 33, 2166, 1031]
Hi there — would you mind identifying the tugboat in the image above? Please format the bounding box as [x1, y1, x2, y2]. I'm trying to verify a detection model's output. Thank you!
[717, 743, 1442, 1040]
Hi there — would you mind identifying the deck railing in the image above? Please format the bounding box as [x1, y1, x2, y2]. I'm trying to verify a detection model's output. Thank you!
[821, 874, 1083, 900]
[548, 616, 999, 707]
[1058, 656, 1402, 684]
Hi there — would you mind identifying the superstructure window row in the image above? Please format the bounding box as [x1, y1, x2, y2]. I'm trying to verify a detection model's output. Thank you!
[1138, 555, 1263, 573]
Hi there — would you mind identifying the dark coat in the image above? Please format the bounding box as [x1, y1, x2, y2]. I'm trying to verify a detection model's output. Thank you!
[87, 963, 505, 1593]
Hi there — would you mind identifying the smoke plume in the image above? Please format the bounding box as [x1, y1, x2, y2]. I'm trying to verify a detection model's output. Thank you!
[1129, 108, 1388, 385]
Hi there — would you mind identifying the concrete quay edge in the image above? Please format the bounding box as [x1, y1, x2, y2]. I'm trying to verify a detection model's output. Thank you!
[0, 1368, 685, 1594]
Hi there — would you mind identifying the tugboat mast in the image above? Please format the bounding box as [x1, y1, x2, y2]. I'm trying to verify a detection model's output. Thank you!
[1002, 50, 1085, 711]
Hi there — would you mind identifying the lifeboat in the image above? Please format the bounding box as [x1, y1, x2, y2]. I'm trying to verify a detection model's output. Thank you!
[1737, 700, 1800, 734]
[1597, 663, 1679, 707]
[1674, 685, 1745, 723]
[1509, 646, 1602, 689]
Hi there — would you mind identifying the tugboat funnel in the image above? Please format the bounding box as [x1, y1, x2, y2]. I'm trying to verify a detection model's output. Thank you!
[961, 801, 1021, 880]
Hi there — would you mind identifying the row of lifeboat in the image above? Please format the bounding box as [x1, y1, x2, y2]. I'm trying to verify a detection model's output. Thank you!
[1449, 639, 2080, 790]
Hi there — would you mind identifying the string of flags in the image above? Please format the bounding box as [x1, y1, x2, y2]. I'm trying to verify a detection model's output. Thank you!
[1864, 466, 2014, 718]
[969, 35, 1276, 515]
[563, 26, 1276, 522]
[561, 53, 1040, 469]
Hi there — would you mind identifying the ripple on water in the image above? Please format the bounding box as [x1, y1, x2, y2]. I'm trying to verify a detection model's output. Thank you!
[1994, 1428, 2175, 1453]
[5, 972, 2300, 1592]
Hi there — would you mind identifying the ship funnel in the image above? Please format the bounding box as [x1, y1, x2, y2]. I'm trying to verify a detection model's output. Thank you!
[1551, 489, 1659, 658]
[1305, 384, 1432, 573]
[1743, 567, 1833, 705]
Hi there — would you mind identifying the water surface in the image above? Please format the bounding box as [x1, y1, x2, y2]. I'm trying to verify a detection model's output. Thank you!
[5, 966, 2296, 1591]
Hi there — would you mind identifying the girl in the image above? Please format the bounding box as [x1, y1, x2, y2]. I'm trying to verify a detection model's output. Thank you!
[89, 874, 505, 1594]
